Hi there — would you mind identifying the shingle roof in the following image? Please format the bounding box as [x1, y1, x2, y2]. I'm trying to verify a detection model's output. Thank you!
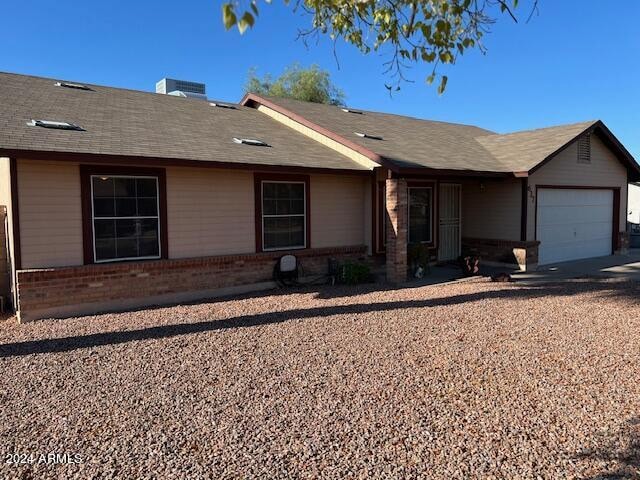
[0, 72, 370, 171]
[249, 95, 502, 172]
[476, 121, 598, 173]
[243, 94, 639, 177]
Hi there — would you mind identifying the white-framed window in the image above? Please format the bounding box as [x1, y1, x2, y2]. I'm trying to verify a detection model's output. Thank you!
[91, 175, 161, 262]
[408, 186, 433, 244]
[261, 181, 306, 251]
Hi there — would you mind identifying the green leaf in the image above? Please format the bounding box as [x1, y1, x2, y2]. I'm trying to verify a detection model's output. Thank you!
[437, 75, 448, 95]
[426, 74, 435, 85]
[222, 3, 237, 30]
[238, 12, 255, 34]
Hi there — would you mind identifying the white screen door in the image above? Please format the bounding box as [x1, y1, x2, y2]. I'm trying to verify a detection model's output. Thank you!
[438, 183, 461, 261]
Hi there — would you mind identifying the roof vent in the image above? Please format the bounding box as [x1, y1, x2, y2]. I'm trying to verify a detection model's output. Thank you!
[210, 102, 237, 109]
[55, 81, 92, 91]
[355, 132, 383, 140]
[233, 137, 270, 147]
[27, 119, 84, 131]
[341, 107, 363, 114]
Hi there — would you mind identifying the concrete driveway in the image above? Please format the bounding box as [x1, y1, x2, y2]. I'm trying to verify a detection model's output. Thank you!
[512, 248, 640, 284]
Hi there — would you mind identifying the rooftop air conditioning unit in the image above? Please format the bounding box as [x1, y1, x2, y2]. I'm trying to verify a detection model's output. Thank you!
[156, 78, 207, 100]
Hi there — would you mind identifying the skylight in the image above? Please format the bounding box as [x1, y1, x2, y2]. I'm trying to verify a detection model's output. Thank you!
[27, 120, 85, 131]
[341, 107, 363, 114]
[210, 102, 236, 109]
[233, 137, 270, 147]
[55, 81, 92, 91]
[355, 132, 383, 140]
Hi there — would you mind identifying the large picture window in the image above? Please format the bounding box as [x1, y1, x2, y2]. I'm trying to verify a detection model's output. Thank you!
[408, 187, 433, 244]
[91, 175, 161, 262]
[261, 181, 306, 250]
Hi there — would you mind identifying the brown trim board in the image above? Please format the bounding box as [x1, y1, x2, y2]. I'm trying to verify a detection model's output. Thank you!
[520, 177, 528, 242]
[254, 172, 311, 253]
[534, 185, 621, 255]
[9, 158, 21, 270]
[376, 180, 386, 254]
[0, 149, 372, 177]
[80, 165, 169, 264]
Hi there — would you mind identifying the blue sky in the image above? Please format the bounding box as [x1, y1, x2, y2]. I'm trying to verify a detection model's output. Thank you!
[2, 1, 639, 159]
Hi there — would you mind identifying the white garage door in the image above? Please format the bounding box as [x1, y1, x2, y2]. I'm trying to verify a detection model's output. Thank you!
[537, 188, 613, 265]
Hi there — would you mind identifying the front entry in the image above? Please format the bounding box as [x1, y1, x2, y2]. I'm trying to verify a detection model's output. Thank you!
[438, 183, 461, 261]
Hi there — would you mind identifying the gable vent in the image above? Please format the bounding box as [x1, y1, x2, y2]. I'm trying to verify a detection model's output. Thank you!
[55, 81, 92, 91]
[577, 133, 591, 164]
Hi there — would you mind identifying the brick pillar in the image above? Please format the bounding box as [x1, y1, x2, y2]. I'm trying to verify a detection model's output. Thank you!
[616, 231, 630, 254]
[386, 178, 408, 283]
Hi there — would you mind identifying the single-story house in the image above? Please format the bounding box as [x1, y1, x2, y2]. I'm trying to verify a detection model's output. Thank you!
[0, 72, 638, 322]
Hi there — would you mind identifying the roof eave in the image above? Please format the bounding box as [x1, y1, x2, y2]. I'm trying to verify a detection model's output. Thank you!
[0, 148, 373, 176]
[527, 120, 640, 181]
[241, 93, 398, 172]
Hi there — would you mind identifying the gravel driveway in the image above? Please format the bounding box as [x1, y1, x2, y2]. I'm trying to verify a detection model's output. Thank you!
[0, 277, 639, 479]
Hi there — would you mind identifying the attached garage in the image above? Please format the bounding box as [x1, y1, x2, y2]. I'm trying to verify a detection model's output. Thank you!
[536, 188, 616, 265]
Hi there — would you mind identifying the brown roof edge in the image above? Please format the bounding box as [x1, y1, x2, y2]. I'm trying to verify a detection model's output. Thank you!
[0, 149, 373, 176]
[240, 93, 397, 172]
[528, 120, 640, 181]
[394, 167, 512, 178]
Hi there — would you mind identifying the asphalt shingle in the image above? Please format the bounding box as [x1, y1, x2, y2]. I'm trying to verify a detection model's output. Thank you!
[0, 72, 370, 171]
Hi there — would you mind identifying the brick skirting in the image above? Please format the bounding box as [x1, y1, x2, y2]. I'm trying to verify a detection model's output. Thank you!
[462, 237, 540, 272]
[16, 246, 367, 322]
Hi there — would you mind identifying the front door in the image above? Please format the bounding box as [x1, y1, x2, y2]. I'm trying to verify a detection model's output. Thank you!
[438, 183, 461, 261]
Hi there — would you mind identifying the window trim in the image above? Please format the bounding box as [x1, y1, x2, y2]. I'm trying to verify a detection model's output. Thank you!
[254, 173, 311, 253]
[81, 165, 168, 264]
[407, 185, 435, 246]
[90, 175, 162, 263]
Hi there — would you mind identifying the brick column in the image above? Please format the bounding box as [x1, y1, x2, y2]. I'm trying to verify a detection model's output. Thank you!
[386, 178, 408, 283]
[616, 231, 630, 254]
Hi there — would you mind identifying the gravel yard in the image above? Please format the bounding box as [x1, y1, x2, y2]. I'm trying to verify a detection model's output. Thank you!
[0, 277, 639, 479]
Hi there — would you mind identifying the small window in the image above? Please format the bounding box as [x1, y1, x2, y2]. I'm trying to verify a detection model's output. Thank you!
[341, 107, 363, 114]
[408, 187, 433, 244]
[210, 102, 236, 109]
[578, 134, 591, 164]
[55, 81, 92, 91]
[262, 181, 306, 250]
[233, 137, 270, 147]
[27, 119, 84, 131]
[91, 175, 161, 262]
[355, 132, 383, 140]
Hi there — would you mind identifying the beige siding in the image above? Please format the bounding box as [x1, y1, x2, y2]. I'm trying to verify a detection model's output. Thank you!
[18, 159, 83, 268]
[166, 167, 255, 258]
[0, 158, 14, 302]
[629, 183, 640, 224]
[461, 178, 522, 240]
[527, 135, 628, 240]
[311, 174, 366, 248]
[13, 160, 369, 268]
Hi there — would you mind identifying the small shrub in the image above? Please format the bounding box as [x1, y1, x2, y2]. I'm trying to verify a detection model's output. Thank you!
[339, 261, 372, 285]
